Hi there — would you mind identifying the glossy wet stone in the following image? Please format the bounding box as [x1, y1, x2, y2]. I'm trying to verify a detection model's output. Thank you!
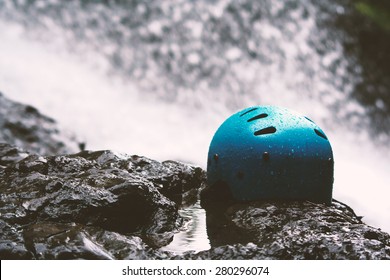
[0, 144, 204, 258]
[0, 92, 80, 155]
[196, 185, 390, 260]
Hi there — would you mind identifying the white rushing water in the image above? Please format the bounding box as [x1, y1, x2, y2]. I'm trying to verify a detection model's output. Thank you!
[0, 10, 389, 242]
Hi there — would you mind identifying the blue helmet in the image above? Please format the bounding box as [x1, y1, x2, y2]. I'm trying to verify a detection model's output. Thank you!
[207, 105, 334, 204]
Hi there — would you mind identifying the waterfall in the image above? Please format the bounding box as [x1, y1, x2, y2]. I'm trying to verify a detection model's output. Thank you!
[1, 0, 389, 239]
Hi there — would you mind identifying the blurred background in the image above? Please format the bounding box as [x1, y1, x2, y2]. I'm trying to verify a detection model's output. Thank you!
[0, 0, 389, 239]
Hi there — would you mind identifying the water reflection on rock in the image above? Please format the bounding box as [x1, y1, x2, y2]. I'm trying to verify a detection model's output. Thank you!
[162, 202, 210, 254]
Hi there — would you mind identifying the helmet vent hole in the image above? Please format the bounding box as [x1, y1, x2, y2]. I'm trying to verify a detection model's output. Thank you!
[247, 113, 268, 122]
[254, 126, 276, 136]
[240, 107, 258, 117]
[314, 129, 328, 140]
[305, 116, 314, 123]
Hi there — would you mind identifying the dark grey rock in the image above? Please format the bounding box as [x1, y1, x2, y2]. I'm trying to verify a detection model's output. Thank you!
[0, 91, 81, 155]
[0, 143, 30, 168]
[22, 222, 114, 260]
[188, 185, 390, 260]
[0, 145, 203, 258]
[21, 221, 173, 260]
[172, 243, 268, 260]
[0, 219, 33, 259]
[128, 156, 206, 207]
[0, 217, 173, 260]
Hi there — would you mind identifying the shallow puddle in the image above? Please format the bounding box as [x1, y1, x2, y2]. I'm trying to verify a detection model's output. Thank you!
[161, 202, 211, 254]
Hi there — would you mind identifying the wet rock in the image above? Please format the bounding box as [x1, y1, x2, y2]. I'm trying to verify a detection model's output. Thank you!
[21, 221, 173, 260]
[1, 220, 174, 260]
[173, 243, 269, 260]
[128, 156, 206, 207]
[22, 222, 114, 260]
[224, 200, 390, 259]
[194, 186, 390, 260]
[0, 143, 30, 168]
[0, 145, 203, 258]
[0, 91, 80, 155]
[0, 219, 33, 259]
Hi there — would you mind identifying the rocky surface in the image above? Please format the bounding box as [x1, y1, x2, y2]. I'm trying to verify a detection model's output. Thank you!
[0, 91, 81, 155]
[181, 190, 390, 259]
[0, 144, 205, 259]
